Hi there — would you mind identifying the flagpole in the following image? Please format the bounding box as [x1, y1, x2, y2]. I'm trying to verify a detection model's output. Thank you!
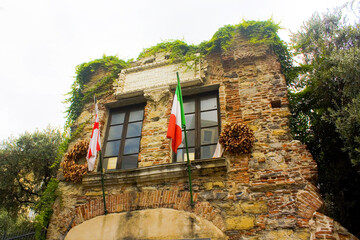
[176, 72, 194, 207]
[98, 150, 108, 215]
[94, 95, 108, 215]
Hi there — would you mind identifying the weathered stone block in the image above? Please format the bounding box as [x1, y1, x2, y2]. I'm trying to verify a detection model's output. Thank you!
[277, 110, 291, 117]
[266, 215, 298, 229]
[139, 161, 153, 167]
[263, 230, 310, 240]
[85, 191, 108, 196]
[251, 152, 266, 163]
[240, 201, 267, 214]
[272, 129, 287, 136]
[204, 181, 225, 190]
[239, 87, 258, 95]
[226, 215, 255, 230]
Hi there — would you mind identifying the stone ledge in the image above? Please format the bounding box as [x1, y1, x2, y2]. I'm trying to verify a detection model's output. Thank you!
[114, 58, 206, 99]
[123, 59, 173, 73]
[83, 158, 227, 187]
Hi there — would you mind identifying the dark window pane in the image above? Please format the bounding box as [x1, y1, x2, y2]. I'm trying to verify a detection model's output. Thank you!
[121, 154, 138, 169]
[108, 125, 123, 141]
[201, 127, 219, 145]
[129, 109, 144, 122]
[174, 92, 219, 163]
[201, 110, 218, 128]
[176, 148, 195, 162]
[111, 112, 125, 125]
[185, 114, 196, 129]
[104, 141, 120, 157]
[201, 145, 217, 159]
[183, 99, 195, 114]
[126, 122, 142, 138]
[179, 130, 195, 148]
[201, 95, 217, 111]
[124, 137, 140, 155]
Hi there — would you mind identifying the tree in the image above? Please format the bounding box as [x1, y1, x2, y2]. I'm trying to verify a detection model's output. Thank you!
[0, 127, 63, 216]
[0, 208, 34, 236]
[289, 1, 360, 236]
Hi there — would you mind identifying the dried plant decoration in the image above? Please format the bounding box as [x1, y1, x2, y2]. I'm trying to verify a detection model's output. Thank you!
[62, 139, 89, 182]
[219, 122, 255, 154]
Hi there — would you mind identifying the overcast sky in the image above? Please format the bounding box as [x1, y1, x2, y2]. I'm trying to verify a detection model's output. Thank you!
[0, 0, 352, 141]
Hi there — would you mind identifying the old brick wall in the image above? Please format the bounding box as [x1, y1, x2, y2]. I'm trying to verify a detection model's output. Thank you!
[47, 34, 357, 240]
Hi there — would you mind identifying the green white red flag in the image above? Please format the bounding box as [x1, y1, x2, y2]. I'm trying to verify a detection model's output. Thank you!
[86, 102, 101, 171]
[167, 77, 186, 153]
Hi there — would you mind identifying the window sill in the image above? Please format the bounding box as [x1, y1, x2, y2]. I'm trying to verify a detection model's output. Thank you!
[82, 158, 226, 188]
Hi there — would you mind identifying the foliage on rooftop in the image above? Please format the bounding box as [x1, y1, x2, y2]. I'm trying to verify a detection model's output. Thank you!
[64, 55, 128, 127]
[65, 19, 291, 127]
[137, 19, 292, 81]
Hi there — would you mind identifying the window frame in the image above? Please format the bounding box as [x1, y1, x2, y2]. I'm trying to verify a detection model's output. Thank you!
[100, 103, 145, 171]
[173, 91, 221, 162]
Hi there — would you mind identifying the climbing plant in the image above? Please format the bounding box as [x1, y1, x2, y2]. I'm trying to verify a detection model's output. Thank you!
[137, 19, 292, 81]
[138, 40, 197, 62]
[65, 20, 290, 127]
[34, 178, 59, 240]
[64, 55, 128, 127]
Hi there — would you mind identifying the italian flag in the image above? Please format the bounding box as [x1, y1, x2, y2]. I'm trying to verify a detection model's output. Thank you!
[167, 74, 186, 153]
[86, 102, 102, 171]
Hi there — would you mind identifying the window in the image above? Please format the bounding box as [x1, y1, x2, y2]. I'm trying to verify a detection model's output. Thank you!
[102, 105, 144, 171]
[175, 92, 220, 162]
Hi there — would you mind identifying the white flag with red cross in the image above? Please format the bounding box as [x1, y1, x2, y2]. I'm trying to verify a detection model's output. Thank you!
[86, 102, 101, 171]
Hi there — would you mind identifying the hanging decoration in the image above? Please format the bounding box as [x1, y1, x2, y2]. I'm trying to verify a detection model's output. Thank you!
[219, 122, 255, 154]
[62, 139, 89, 183]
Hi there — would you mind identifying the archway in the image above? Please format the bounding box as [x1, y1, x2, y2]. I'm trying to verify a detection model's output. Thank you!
[65, 208, 226, 240]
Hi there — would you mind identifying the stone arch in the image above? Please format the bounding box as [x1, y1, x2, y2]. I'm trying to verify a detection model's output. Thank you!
[65, 208, 226, 240]
[72, 191, 225, 231]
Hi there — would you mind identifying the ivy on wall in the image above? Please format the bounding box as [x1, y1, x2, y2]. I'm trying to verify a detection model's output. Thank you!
[49, 19, 292, 239]
[34, 56, 129, 238]
[65, 20, 291, 126]
[137, 19, 292, 81]
[34, 178, 59, 240]
[64, 55, 128, 127]
[137, 40, 198, 64]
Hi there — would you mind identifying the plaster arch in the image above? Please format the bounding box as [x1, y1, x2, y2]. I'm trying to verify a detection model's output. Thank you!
[65, 208, 227, 240]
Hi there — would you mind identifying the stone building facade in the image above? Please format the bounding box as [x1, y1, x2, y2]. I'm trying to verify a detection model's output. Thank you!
[48, 34, 358, 239]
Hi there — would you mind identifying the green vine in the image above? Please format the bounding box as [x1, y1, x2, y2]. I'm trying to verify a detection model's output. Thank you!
[65, 20, 291, 127]
[138, 40, 196, 61]
[65, 20, 291, 128]
[137, 40, 201, 69]
[33, 103, 91, 239]
[137, 25, 237, 62]
[237, 20, 294, 83]
[34, 178, 59, 240]
[137, 19, 293, 82]
[50, 121, 89, 170]
[198, 24, 236, 54]
[64, 55, 128, 127]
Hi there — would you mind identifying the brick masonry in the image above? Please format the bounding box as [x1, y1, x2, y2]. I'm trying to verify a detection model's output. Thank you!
[70, 191, 225, 232]
[48, 33, 358, 240]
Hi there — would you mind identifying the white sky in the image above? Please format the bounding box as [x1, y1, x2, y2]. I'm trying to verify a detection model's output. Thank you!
[0, 0, 351, 141]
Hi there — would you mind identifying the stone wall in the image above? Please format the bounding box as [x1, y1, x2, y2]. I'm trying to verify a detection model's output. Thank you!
[48, 34, 358, 240]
